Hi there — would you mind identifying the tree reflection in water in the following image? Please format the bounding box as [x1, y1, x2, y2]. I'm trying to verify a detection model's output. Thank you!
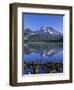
[23, 42, 63, 75]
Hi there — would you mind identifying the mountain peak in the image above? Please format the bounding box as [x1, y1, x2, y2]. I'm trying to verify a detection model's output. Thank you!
[40, 26, 56, 34]
[40, 26, 62, 35]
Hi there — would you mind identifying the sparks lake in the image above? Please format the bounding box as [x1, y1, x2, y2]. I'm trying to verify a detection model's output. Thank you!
[23, 42, 63, 75]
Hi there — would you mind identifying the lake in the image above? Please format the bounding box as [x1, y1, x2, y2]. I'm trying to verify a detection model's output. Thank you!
[23, 42, 63, 75]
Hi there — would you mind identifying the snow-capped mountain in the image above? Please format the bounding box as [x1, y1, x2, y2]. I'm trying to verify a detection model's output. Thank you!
[24, 26, 63, 41]
[40, 26, 62, 35]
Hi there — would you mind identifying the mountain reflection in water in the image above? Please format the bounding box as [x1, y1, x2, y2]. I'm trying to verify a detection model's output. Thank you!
[23, 42, 63, 75]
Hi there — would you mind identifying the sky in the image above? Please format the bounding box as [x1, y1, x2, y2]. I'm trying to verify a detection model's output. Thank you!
[23, 13, 63, 33]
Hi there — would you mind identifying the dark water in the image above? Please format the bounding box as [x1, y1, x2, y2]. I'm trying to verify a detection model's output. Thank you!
[23, 42, 63, 75]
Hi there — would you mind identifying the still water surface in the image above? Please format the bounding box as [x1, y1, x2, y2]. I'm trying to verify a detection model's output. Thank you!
[23, 42, 63, 75]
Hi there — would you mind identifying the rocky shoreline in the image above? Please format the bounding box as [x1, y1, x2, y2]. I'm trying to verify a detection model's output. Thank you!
[24, 61, 63, 74]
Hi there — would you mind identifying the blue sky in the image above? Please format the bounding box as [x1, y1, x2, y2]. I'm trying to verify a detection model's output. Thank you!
[23, 13, 63, 33]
